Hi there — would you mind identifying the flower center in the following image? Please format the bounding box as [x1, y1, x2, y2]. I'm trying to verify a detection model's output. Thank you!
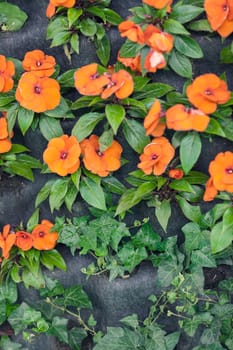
[91, 73, 99, 80]
[205, 89, 213, 96]
[38, 231, 45, 237]
[34, 85, 41, 94]
[36, 61, 42, 67]
[151, 153, 158, 160]
[225, 167, 233, 174]
[223, 4, 228, 11]
[21, 234, 28, 239]
[96, 149, 104, 157]
[60, 151, 68, 160]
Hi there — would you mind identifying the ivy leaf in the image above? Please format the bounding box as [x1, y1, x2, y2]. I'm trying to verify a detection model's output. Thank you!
[180, 132, 201, 174]
[49, 316, 69, 344]
[80, 177, 107, 211]
[62, 285, 92, 308]
[68, 327, 87, 350]
[105, 104, 125, 134]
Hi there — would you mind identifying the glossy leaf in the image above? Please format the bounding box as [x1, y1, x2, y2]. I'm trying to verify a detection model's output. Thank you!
[122, 118, 150, 153]
[155, 199, 171, 233]
[80, 177, 107, 211]
[96, 34, 110, 66]
[0, 3, 27, 31]
[49, 178, 69, 212]
[39, 116, 63, 140]
[180, 132, 201, 174]
[211, 208, 233, 254]
[17, 107, 34, 135]
[105, 104, 125, 134]
[170, 5, 204, 23]
[80, 18, 97, 36]
[168, 50, 192, 78]
[174, 36, 203, 58]
[72, 112, 104, 141]
[164, 19, 190, 35]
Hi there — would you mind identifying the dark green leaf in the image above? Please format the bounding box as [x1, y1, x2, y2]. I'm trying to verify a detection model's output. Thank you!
[39, 116, 63, 140]
[164, 19, 190, 35]
[155, 199, 171, 233]
[96, 34, 110, 66]
[40, 250, 67, 271]
[80, 177, 107, 211]
[187, 19, 213, 32]
[58, 69, 76, 88]
[105, 104, 125, 134]
[35, 180, 55, 207]
[17, 107, 34, 135]
[68, 327, 87, 350]
[168, 49, 192, 78]
[170, 5, 203, 23]
[174, 36, 203, 58]
[72, 112, 104, 141]
[49, 178, 69, 212]
[122, 118, 150, 153]
[103, 8, 123, 25]
[119, 39, 142, 58]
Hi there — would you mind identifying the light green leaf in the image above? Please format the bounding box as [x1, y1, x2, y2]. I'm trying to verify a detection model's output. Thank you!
[105, 104, 125, 134]
[164, 19, 190, 35]
[176, 195, 202, 223]
[49, 178, 69, 212]
[211, 208, 233, 253]
[0, 3, 27, 31]
[26, 208, 40, 231]
[180, 132, 201, 174]
[67, 7, 83, 27]
[17, 107, 34, 135]
[155, 199, 171, 233]
[80, 18, 97, 36]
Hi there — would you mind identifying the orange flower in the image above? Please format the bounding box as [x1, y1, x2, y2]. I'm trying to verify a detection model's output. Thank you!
[74, 63, 110, 96]
[0, 55, 15, 93]
[32, 220, 58, 250]
[144, 49, 167, 72]
[169, 168, 184, 179]
[186, 73, 231, 114]
[15, 231, 34, 251]
[144, 100, 166, 137]
[0, 115, 12, 153]
[209, 151, 233, 192]
[144, 25, 174, 53]
[118, 20, 145, 44]
[81, 134, 123, 177]
[46, 0, 75, 18]
[0, 224, 16, 259]
[15, 72, 60, 113]
[101, 69, 134, 99]
[166, 104, 210, 131]
[43, 134, 81, 176]
[22, 50, 56, 77]
[117, 52, 142, 73]
[203, 177, 218, 201]
[204, 0, 233, 38]
[143, 0, 173, 12]
[138, 137, 175, 175]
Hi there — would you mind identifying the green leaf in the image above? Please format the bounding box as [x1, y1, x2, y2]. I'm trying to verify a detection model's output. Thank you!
[0, 278, 17, 304]
[164, 19, 190, 35]
[176, 195, 202, 223]
[205, 118, 226, 138]
[132, 222, 161, 250]
[67, 7, 83, 27]
[155, 199, 171, 233]
[50, 30, 71, 47]
[80, 177, 107, 211]
[72, 112, 104, 141]
[49, 316, 69, 343]
[96, 34, 110, 66]
[26, 208, 40, 231]
[133, 82, 174, 99]
[93, 327, 143, 350]
[86, 6, 106, 22]
[43, 97, 74, 119]
[102, 176, 126, 195]
[68, 327, 87, 350]
[46, 16, 69, 40]
[80, 18, 97, 36]
[4, 161, 34, 181]
[187, 19, 213, 32]
[211, 208, 233, 253]
[120, 314, 139, 329]
[0, 3, 27, 31]
[62, 285, 92, 308]
[191, 247, 216, 268]
[64, 181, 79, 212]
[182, 222, 207, 252]
[103, 8, 123, 25]
[58, 68, 76, 88]
[39, 116, 63, 140]
[71, 33, 80, 55]
[17, 107, 34, 135]
[170, 5, 203, 23]
[180, 132, 201, 174]
[165, 332, 180, 350]
[174, 36, 203, 58]
[169, 179, 195, 193]
[22, 267, 45, 289]
[119, 39, 142, 58]
[49, 178, 69, 212]
[99, 129, 114, 152]
[105, 104, 125, 134]
[220, 44, 233, 64]
[8, 302, 42, 334]
[35, 180, 55, 207]
[168, 49, 192, 78]
[0, 93, 15, 109]
[122, 118, 150, 153]
[40, 250, 67, 271]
